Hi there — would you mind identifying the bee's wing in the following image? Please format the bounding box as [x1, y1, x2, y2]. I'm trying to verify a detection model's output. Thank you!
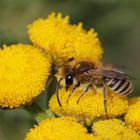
[103, 70, 133, 80]
[103, 64, 134, 73]
[103, 64, 135, 80]
[88, 69, 134, 80]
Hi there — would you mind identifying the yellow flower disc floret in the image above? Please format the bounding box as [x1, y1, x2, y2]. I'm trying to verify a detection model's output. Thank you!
[0, 44, 51, 108]
[49, 88, 128, 121]
[28, 12, 103, 64]
[125, 96, 140, 134]
[92, 119, 140, 140]
[25, 117, 94, 140]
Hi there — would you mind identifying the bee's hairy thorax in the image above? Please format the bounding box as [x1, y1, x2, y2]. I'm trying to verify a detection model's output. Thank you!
[64, 61, 102, 84]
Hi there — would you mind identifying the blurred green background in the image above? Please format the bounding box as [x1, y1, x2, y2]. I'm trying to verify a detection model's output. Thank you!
[0, 0, 140, 139]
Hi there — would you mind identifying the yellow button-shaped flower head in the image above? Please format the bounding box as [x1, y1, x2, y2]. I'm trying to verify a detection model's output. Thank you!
[49, 88, 128, 121]
[0, 44, 51, 108]
[92, 119, 140, 140]
[125, 96, 140, 134]
[28, 12, 103, 64]
[25, 117, 94, 140]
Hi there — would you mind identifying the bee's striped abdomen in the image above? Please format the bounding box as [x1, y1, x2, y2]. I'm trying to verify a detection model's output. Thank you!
[104, 78, 133, 96]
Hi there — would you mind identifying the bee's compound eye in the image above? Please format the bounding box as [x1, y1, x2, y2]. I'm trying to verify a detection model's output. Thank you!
[65, 75, 73, 85]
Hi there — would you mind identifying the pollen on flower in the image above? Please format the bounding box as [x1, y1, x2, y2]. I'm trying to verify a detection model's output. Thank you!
[25, 117, 94, 140]
[125, 96, 140, 134]
[49, 87, 128, 121]
[0, 44, 51, 108]
[92, 119, 140, 140]
[28, 12, 103, 65]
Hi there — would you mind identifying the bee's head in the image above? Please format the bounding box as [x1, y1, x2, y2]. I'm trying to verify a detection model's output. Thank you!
[63, 59, 96, 89]
[64, 65, 74, 91]
[65, 71, 73, 84]
[57, 58, 96, 91]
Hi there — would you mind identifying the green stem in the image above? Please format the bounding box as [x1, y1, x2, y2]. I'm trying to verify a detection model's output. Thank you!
[85, 118, 94, 128]
[24, 102, 55, 123]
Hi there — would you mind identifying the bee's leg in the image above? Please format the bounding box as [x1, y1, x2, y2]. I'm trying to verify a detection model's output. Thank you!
[77, 83, 92, 103]
[66, 82, 80, 103]
[93, 86, 97, 94]
[103, 84, 107, 113]
[56, 78, 63, 107]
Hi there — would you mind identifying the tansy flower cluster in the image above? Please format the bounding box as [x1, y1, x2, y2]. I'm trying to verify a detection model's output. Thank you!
[125, 97, 140, 134]
[0, 12, 139, 140]
[25, 117, 140, 140]
[49, 88, 128, 120]
[25, 117, 94, 140]
[28, 12, 102, 65]
[0, 44, 51, 108]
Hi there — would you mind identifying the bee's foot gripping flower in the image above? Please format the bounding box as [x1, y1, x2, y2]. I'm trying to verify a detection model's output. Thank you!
[49, 87, 128, 121]
[28, 12, 103, 65]
[0, 44, 51, 108]
[125, 96, 140, 134]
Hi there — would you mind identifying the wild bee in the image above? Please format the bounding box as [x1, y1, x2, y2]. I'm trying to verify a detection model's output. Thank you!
[56, 58, 133, 113]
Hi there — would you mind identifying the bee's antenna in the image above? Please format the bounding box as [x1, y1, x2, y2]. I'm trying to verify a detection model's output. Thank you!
[66, 82, 80, 103]
[103, 85, 107, 113]
[56, 78, 63, 107]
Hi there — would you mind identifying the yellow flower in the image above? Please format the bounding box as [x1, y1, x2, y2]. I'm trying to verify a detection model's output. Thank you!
[28, 12, 103, 64]
[128, 96, 140, 105]
[125, 96, 140, 134]
[25, 117, 94, 140]
[49, 87, 128, 121]
[92, 119, 140, 140]
[0, 44, 51, 108]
